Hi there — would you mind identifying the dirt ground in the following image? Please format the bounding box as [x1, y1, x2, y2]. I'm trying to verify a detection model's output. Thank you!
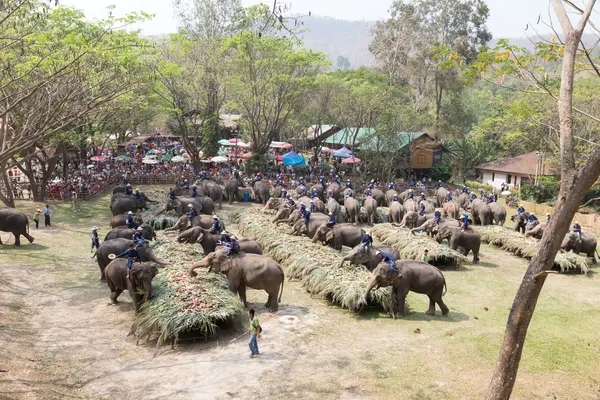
[2, 187, 600, 400]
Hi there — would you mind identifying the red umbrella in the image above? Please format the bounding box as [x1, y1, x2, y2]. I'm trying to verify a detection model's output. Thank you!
[90, 156, 106, 162]
[241, 152, 253, 159]
[276, 155, 283, 162]
[342, 156, 361, 164]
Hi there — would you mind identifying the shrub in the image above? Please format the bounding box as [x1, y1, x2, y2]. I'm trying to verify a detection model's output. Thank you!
[465, 179, 493, 192]
[431, 164, 452, 182]
[521, 176, 560, 203]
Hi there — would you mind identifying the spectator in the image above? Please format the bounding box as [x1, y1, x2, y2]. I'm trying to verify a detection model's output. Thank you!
[33, 209, 41, 229]
[44, 204, 51, 227]
[248, 309, 261, 358]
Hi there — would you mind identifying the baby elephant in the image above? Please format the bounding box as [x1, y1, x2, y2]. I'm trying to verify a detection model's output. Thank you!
[104, 259, 159, 311]
[362, 260, 448, 318]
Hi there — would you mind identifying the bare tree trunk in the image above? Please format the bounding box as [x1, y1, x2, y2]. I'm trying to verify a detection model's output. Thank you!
[0, 164, 15, 207]
[486, 1, 597, 398]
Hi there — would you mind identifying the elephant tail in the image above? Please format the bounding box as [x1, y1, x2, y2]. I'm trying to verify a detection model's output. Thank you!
[595, 249, 600, 263]
[278, 271, 285, 303]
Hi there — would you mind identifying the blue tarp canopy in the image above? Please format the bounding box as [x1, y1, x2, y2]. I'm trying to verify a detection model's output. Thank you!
[282, 151, 306, 166]
[332, 146, 352, 158]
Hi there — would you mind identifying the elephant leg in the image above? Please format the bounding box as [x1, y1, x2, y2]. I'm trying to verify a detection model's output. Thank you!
[13, 233, 21, 246]
[110, 288, 123, 304]
[23, 232, 34, 243]
[238, 285, 248, 307]
[396, 287, 409, 317]
[426, 295, 436, 316]
[268, 291, 279, 312]
[435, 293, 450, 315]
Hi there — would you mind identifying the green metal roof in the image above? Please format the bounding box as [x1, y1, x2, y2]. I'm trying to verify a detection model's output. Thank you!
[322, 128, 428, 151]
[322, 128, 376, 146]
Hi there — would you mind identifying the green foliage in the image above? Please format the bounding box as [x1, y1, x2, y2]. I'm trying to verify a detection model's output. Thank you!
[430, 164, 453, 181]
[521, 177, 560, 204]
[443, 137, 498, 179]
[465, 179, 493, 192]
[244, 153, 269, 174]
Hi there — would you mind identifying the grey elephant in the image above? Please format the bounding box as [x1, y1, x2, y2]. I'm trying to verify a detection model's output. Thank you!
[200, 180, 223, 209]
[225, 179, 241, 204]
[436, 187, 449, 206]
[525, 221, 548, 239]
[442, 201, 459, 219]
[326, 197, 341, 221]
[432, 222, 480, 263]
[0, 207, 34, 246]
[265, 197, 283, 210]
[510, 212, 532, 234]
[488, 202, 507, 226]
[364, 196, 378, 226]
[469, 199, 493, 226]
[344, 197, 361, 225]
[419, 200, 435, 214]
[310, 183, 325, 201]
[189, 249, 284, 312]
[561, 232, 598, 261]
[110, 196, 146, 216]
[311, 197, 327, 213]
[326, 182, 342, 202]
[398, 211, 434, 229]
[292, 213, 329, 237]
[105, 259, 158, 311]
[388, 201, 405, 223]
[252, 181, 271, 205]
[165, 214, 222, 232]
[403, 198, 418, 213]
[312, 223, 365, 251]
[155, 196, 209, 217]
[385, 189, 399, 206]
[104, 225, 155, 241]
[112, 187, 156, 203]
[456, 192, 471, 210]
[410, 217, 448, 236]
[397, 189, 411, 204]
[296, 195, 312, 210]
[362, 260, 449, 318]
[340, 244, 400, 271]
[370, 188, 386, 207]
[94, 238, 169, 281]
[272, 206, 293, 224]
[110, 214, 143, 229]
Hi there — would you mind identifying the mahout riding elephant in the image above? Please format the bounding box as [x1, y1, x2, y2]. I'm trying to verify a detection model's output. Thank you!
[252, 181, 271, 205]
[403, 198, 418, 213]
[419, 200, 435, 214]
[165, 214, 223, 233]
[469, 199, 493, 226]
[178, 226, 262, 254]
[292, 213, 329, 237]
[110, 214, 143, 229]
[410, 217, 449, 236]
[104, 225, 155, 241]
[311, 183, 325, 201]
[104, 259, 159, 311]
[326, 182, 343, 202]
[110, 196, 146, 216]
[311, 197, 327, 213]
[397, 189, 411, 204]
[361, 260, 449, 318]
[436, 187, 449, 206]
[442, 201, 459, 219]
[112, 187, 156, 203]
[0, 207, 34, 246]
[364, 196, 378, 226]
[272, 206, 293, 224]
[370, 188, 386, 207]
[488, 202, 507, 226]
[94, 238, 168, 281]
[385, 189, 399, 207]
[456, 192, 471, 210]
[340, 245, 399, 271]
[561, 231, 598, 262]
[225, 179, 240, 204]
[398, 211, 434, 229]
[312, 223, 365, 251]
[111, 192, 151, 210]
[510, 212, 531, 234]
[189, 249, 284, 312]
[525, 221, 547, 239]
[326, 197, 341, 221]
[201, 180, 223, 209]
[296, 195, 312, 210]
[344, 197, 361, 225]
[154, 196, 204, 217]
[432, 222, 480, 263]
[388, 201, 405, 223]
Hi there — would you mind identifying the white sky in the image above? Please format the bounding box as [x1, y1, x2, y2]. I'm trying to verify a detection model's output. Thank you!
[59, 0, 594, 39]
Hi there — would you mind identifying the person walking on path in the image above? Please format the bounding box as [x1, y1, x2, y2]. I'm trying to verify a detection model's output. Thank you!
[33, 209, 41, 229]
[44, 205, 51, 227]
[248, 309, 261, 358]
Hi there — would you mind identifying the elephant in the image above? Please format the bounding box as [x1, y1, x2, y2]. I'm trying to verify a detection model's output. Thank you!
[110, 196, 146, 216]
[326, 197, 341, 221]
[370, 188, 386, 207]
[432, 222, 480, 263]
[104, 259, 158, 311]
[189, 249, 284, 312]
[111, 193, 150, 210]
[253, 181, 271, 205]
[488, 202, 507, 226]
[326, 182, 342, 202]
[561, 232, 598, 261]
[93, 238, 168, 281]
[436, 187, 449, 206]
[179, 227, 262, 255]
[265, 197, 283, 210]
[0, 207, 34, 246]
[510, 212, 532, 234]
[201, 180, 223, 209]
[456, 193, 471, 210]
[403, 198, 418, 213]
[361, 260, 449, 318]
[110, 214, 143, 229]
[388, 201, 405, 224]
[340, 245, 400, 271]
[442, 201, 459, 219]
[310, 183, 325, 201]
[469, 199, 493, 226]
[165, 214, 222, 233]
[312, 223, 365, 251]
[398, 211, 434, 229]
[311, 197, 327, 213]
[273, 206, 293, 224]
[292, 213, 329, 237]
[419, 200, 435, 214]
[112, 187, 156, 203]
[385, 189, 399, 207]
[104, 225, 155, 241]
[525, 221, 548, 239]
[397, 189, 411, 204]
[296, 196, 312, 210]
[177, 226, 207, 244]
[344, 197, 361, 225]
[154, 197, 205, 217]
[225, 179, 241, 204]
[364, 197, 378, 226]
[410, 218, 451, 236]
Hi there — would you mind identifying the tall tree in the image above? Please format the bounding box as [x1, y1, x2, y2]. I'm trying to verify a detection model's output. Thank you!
[173, 0, 242, 39]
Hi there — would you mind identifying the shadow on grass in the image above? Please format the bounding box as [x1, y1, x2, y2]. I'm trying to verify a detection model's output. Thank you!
[0, 243, 49, 251]
[358, 308, 470, 322]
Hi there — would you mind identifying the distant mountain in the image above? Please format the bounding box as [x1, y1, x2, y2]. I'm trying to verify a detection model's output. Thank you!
[297, 16, 375, 69]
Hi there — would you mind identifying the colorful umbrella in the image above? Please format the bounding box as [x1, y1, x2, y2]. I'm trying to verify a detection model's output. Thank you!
[171, 155, 187, 163]
[90, 156, 106, 162]
[115, 155, 133, 162]
[211, 156, 229, 163]
[342, 156, 361, 164]
[142, 158, 159, 165]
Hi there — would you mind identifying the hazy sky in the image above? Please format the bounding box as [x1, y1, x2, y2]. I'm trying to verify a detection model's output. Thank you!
[60, 0, 573, 38]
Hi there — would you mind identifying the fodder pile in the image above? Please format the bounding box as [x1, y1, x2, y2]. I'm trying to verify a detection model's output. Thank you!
[478, 225, 590, 273]
[133, 233, 246, 346]
[142, 205, 178, 230]
[233, 208, 392, 312]
[370, 224, 468, 268]
[340, 206, 390, 224]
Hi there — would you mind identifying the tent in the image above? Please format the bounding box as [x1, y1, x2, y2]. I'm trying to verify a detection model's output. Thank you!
[342, 156, 361, 164]
[282, 151, 306, 166]
[211, 156, 229, 163]
[171, 155, 187, 163]
[332, 147, 352, 158]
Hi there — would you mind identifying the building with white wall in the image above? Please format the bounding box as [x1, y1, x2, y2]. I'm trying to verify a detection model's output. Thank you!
[476, 151, 554, 190]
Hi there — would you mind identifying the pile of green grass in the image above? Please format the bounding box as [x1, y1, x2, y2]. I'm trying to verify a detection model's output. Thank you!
[370, 223, 468, 267]
[133, 233, 246, 347]
[477, 225, 590, 273]
[233, 208, 392, 312]
[142, 205, 179, 230]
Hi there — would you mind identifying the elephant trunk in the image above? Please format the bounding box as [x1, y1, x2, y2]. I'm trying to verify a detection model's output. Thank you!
[312, 233, 319, 243]
[149, 253, 169, 266]
[339, 255, 348, 268]
[143, 280, 153, 303]
[189, 259, 210, 276]
[358, 277, 378, 313]
[154, 205, 167, 216]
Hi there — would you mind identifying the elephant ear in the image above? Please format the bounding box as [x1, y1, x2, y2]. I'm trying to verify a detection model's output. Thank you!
[325, 229, 334, 243]
[129, 267, 141, 288]
[218, 255, 234, 273]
